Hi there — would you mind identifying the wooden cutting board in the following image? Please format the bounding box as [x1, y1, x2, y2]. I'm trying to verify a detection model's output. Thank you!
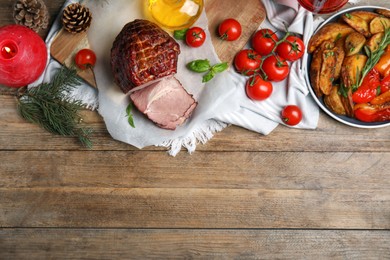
[205, 0, 266, 63]
[50, 0, 266, 88]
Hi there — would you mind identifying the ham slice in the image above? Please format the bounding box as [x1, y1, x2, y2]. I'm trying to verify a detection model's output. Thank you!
[130, 77, 197, 130]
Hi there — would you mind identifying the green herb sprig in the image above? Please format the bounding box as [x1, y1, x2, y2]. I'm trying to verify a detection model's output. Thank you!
[17, 66, 93, 148]
[126, 102, 135, 128]
[357, 27, 390, 88]
[187, 59, 228, 82]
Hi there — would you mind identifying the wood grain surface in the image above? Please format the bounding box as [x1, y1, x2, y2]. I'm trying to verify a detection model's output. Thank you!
[0, 0, 389, 259]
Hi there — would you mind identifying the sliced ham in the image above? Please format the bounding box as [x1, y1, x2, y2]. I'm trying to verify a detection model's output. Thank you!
[130, 77, 197, 130]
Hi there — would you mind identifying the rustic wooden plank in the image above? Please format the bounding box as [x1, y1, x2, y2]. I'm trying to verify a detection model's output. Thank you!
[1, 186, 389, 228]
[0, 229, 389, 259]
[0, 96, 389, 152]
[0, 151, 389, 190]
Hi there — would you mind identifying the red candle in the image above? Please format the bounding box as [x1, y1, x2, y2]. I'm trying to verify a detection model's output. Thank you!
[0, 25, 48, 88]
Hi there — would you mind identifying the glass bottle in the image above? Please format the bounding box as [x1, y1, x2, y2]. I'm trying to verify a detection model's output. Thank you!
[145, 0, 204, 30]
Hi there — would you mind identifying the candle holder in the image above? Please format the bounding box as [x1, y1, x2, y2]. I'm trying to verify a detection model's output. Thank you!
[0, 24, 47, 88]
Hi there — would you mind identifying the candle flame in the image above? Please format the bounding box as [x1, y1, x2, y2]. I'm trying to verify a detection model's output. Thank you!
[4, 47, 11, 53]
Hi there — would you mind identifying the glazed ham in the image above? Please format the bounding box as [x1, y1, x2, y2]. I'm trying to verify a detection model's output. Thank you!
[130, 77, 197, 130]
[111, 19, 180, 93]
[111, 19, 197, 130]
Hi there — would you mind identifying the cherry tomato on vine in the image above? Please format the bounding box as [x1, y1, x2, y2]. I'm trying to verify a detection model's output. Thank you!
[234, 49, 261, 76]
[276, 35, 305, 62]
[218, 18, 242, 41]
[281, 105, 302, 126]
[75, 48, 96, 70]
[245, 75, 273, 101]
[252, 28, 279, 56]
[261, 55, 289, 82]
[186, 27, 206, 48]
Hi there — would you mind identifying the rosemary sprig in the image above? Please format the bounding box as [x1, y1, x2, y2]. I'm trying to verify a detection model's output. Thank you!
[357, 27, 390, 88]
[17, 66, 93, 148]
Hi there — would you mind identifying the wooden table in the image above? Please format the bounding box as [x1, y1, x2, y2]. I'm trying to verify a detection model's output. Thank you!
[1, 0, 389, 258]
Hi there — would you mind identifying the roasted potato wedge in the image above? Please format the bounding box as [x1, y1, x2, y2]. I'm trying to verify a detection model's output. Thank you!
[340, 54, 367, 117]
[310, 41, 334, 97]
[342, 13, 371, 37]
[366, 32, 384, 52]
[308, 23, 355, 53]
[334, 37, 346, 80]
[370, 17, 390, 34]
[340, 87, 355, 117]
[341, 54, 368, 88]
[375, 9, 390, 18]
[319, 49, 337, 96]
[351, 11, 379, 22]
[345, 32, 366, 56]
[324, 85, 347, 115]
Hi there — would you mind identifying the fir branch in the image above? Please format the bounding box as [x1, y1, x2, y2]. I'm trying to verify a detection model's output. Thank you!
[17, 66, 93, 148]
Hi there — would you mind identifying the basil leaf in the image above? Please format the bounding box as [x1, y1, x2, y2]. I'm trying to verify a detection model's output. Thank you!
[126, 102, 132, 116]
[202, 71, 215, 83]
[126, 103, 135, 128]
[174, 29, 188, 40]
[187, 59, 211, 73]
[128, 115, 135, 128]
[211, 62, 228, 73]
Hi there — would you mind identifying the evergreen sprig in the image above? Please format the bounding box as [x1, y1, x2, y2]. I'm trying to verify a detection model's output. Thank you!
[17, 66, 93, 148]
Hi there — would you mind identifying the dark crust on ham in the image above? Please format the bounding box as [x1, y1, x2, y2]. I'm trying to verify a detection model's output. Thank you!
[110, 19, 180, 94]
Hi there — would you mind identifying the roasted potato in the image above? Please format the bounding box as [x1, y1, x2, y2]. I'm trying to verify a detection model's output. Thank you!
[375, 8, 390, 18]
[333, 37, 346, 80]
[340, 87, 355, 117]
[345, 32, 366, 56]
[366, 32, 384, 52]
[310, 41, 334, 97]
[351, 11, 379, 22]
[324, 85, 346, 115]
[342, 13, 371, 37]
[308, 23, 355, 53]
[319, 49, 337, 95]
[341, 54, 368, 88]
[370, 17, 390, 34]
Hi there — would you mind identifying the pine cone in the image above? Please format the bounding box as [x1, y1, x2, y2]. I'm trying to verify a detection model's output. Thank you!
[62, 3, 92, 34]
[13, 0, 49, 33]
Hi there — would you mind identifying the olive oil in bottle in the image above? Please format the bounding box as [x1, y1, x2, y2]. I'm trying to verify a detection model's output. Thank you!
[145, 0, 203, 30]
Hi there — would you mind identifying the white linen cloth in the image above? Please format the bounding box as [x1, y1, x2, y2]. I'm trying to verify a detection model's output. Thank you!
[32, 0, 335, 155]
[215, 0, 320, 134]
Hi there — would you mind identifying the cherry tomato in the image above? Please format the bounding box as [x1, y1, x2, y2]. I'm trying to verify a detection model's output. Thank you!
[186, 27, 206, 48]
[276, 35, 305, 61]
[75, 48, 96, 70]
[252, 28, 279, 56]
[261, 55, 289, 82]
[245, 75, 273, 101]
[234, 49, 261, 76]
[218, 18, 242, 41]
[281, 105, 303, 126]
[352, 68, 381, 104]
